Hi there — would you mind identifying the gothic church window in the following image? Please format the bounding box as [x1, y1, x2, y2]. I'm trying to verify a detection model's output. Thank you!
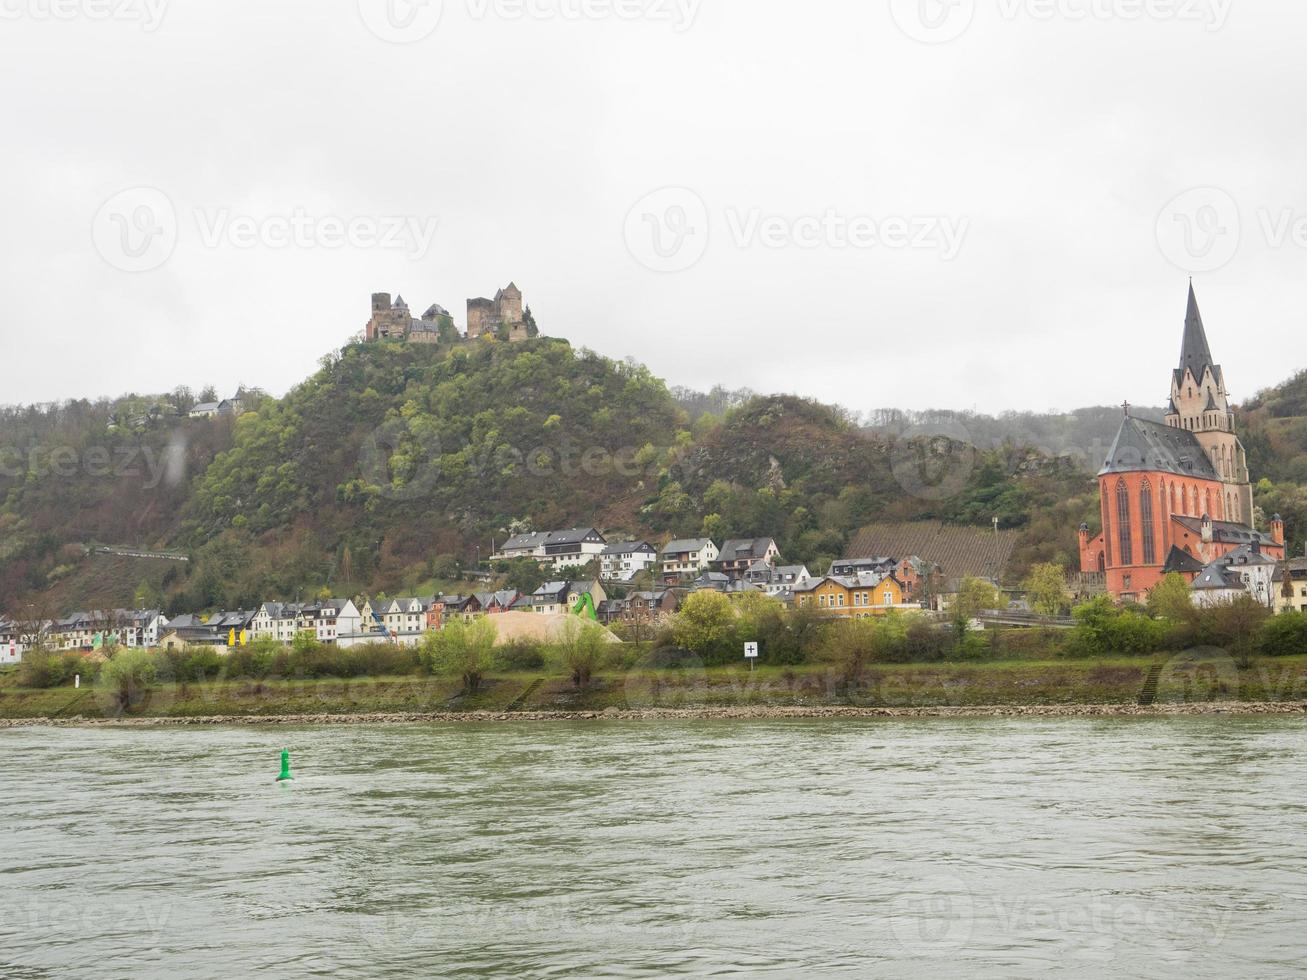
[1116, 479, 1133, 566]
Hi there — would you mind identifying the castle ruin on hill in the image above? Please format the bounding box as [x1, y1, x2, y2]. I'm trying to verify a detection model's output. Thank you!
[365, 282, 538, 344]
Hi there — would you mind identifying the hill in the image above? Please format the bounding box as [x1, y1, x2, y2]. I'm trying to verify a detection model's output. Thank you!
[2, 334, 1304, 615]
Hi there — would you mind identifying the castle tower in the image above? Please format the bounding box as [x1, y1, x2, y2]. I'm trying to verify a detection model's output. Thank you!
[1162, 283, 1252, 523]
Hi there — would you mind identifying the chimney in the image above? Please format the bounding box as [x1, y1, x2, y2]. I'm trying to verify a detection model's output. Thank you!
[1201, 513, 1213, 544]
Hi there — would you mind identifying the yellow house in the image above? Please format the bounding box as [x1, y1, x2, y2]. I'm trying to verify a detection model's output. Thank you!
[793, 574, 907, 617]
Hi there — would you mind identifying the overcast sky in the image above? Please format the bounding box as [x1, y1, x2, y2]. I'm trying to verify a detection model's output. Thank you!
[2, 0, 1305, 414]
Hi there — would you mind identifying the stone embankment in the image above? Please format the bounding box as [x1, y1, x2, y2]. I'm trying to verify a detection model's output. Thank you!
[4, 701, 1307, 728]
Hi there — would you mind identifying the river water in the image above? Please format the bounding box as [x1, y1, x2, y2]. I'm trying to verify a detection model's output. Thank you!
[3, 717, 1306, 978]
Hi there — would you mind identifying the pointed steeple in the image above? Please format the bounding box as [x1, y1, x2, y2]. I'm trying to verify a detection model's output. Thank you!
[1178, 281, 1215, 383]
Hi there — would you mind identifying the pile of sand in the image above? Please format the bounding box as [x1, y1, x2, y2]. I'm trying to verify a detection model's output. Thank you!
[486, 612, 621, 645]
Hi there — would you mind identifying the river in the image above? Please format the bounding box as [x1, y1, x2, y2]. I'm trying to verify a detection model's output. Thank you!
[3, 716, 1305, 977]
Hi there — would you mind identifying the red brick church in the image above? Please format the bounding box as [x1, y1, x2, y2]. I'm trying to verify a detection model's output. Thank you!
[1079, 284, 1285, 601]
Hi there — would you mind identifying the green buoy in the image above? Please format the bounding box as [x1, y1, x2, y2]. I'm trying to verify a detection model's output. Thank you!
[276, 748, 293, 782]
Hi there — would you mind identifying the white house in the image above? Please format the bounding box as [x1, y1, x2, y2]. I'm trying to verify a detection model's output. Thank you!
[0, 620, 24, 664]
[599, 541, 659, 582]
[491, 531, 551, 562]
[1192, 545, 1279, 609]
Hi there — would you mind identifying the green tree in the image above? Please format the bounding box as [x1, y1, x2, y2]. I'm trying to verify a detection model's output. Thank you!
[671, 590, 736, 658]
[553, 620, 609, 689]
[421, 617, 496, 693]
[1023, 563, 1069, 617]
[1147, 573, 1193, 621]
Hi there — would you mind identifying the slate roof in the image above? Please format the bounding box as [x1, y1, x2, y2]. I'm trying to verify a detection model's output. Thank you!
[1171, 515, 1277, 547]
[1174, 283, 1222, 387]
[718, 538, 776, 562]
[663, 538, 714, 555]
[1161, 546, 1205, 575]
[602, 540, 655, 556]
[1099, 416, 1218, 479]
[545, 528, 604, 546]
[499, 531, 550, 551]
[1192, 563, 1244, 590]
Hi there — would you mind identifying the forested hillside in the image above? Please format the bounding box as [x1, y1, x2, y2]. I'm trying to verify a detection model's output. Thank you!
[1, 335, 1304, 614]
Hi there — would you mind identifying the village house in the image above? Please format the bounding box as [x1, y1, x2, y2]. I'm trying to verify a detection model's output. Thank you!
[599, 541, 659, 582]
[540, 528, 607, 571]
[492, 531, 551, 561]
[491, 528, 607, 571]
[715, 538, 780, 579]
[746, 562, 811, 597]
[792, 573, 913, 617]
[661, 538, 720, 583]
[1274, 555, 1307, 613]
[0, 619, 25, 664]
[1186, 544, 1279, 608]
[525, 580, 607, 615]
[474, 590, 521, 615]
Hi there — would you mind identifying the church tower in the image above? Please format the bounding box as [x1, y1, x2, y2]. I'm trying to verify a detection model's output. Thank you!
[1162, 283, 1252, 524]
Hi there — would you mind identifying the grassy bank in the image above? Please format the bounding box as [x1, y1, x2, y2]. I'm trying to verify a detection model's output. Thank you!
[4, 652, 1307, 721]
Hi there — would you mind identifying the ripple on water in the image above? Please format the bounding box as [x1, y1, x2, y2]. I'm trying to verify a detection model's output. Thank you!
[4, 716, 1307, 978]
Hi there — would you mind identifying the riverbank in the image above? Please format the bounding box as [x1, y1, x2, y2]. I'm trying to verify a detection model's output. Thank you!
[4, 701, 1307, 727]
[4, 652, 1307, 725]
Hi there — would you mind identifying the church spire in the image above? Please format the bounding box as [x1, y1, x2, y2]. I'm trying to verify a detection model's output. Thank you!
[1178, 281, 1215, 384]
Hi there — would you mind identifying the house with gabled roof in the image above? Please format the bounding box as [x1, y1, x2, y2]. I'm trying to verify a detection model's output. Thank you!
[715, 538, 780, 579]
[599, 540, 658, 582]
[661, 538, 719, 583]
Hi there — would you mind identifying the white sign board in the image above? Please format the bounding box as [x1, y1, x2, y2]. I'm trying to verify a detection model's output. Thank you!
[744, 642, 759, 659]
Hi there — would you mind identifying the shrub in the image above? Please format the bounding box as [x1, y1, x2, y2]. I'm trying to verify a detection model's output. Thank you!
[98, 649, 158, 712]
[17, 649, 94, 688]
[494, 640, 546, 671]
[1260, 611, 1307, 657]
